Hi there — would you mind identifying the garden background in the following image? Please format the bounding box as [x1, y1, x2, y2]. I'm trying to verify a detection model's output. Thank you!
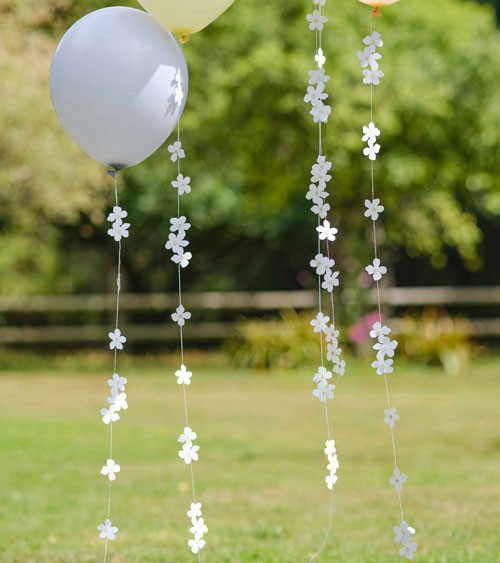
[1, 0, 499, 561]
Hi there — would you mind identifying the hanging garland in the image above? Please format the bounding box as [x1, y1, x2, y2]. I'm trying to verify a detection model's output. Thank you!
[165, 75, 207, 559]
[97, 169, 130, 557]
[357, 3, 418, 560]
[304, 0, 346, 559]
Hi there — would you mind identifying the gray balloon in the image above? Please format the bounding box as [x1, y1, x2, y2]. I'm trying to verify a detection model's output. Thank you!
[50, 7, 188, 169]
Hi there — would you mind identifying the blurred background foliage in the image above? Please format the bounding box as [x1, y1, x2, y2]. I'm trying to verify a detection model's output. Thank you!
[0, 0, 499, 298]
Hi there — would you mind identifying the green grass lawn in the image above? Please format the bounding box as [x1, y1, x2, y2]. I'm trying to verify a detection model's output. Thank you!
[0, 354, 499, 562]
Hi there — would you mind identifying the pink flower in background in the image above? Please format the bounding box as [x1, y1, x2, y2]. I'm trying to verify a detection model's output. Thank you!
[349, 311, 381, 347]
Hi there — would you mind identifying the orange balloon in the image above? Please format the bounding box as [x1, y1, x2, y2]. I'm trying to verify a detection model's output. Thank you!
[358, 0, 400, 16]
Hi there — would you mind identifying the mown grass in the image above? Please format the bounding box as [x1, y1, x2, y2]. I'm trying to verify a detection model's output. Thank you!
[0, 354, 499, 562]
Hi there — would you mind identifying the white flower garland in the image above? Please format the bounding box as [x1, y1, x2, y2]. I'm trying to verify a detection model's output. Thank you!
[166, 66, 207, 559]
[97, 170, 130, 559]
[358, 23, 418, 561]
[305, 0, 345, 560]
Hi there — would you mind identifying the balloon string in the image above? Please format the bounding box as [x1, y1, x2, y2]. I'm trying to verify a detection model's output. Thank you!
[102, 170, 121, 563]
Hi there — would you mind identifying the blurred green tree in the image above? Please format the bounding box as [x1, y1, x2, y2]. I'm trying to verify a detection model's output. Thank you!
[0, 0, 499, 297]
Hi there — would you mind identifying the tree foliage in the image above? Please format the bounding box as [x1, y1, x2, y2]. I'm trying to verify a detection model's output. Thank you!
[0, 0, 499, 295]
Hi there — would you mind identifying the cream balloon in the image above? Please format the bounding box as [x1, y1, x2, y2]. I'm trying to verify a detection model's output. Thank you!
[137, 0, 236, 36]
[50, 7, 188, 169]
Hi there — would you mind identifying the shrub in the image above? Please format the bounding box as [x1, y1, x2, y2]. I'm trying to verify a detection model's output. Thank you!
[396, 309, 476, 375]
[227, 310, 320, 369]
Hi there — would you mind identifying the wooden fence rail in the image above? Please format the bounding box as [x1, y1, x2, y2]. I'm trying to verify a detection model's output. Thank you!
[0, 287, 498, 344]
[0, 291, 317, 313]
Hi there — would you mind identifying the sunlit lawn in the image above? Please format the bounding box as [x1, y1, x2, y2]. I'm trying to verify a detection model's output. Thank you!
[0, 353, 499, 562]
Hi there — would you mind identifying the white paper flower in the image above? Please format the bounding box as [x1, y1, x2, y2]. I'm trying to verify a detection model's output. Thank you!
[311, 156, 333, 185]
[327, 342, 339, 362]
[371, 357, 394, 375]
[322, 270, 340, 293]
[100, 459, 121, 481]
[304, 83, 328, 106]
[374, 335, 398, 358]
[390, 468, 408, 491]
[308, 68, 330, 86]
[171, 174, 191, 196]
[384, 407, 400, 428]
[108, 373, 127, 393]
[365, 258, 387, 282]
[108, 392, 128, 412]
[171, 250, 192, 269]
[168, 141, 185, 163]
[370, 321, 391, 339]
[107, 206, 127, 224]
[325, 473, 338, 489]
[400, 542, 418, 560]
[174, 70, 184, 106]
[363, 141, 381, 161]
[393, 521, 416, 544]
[179, 442, 200, 464]
[324, 325, 339, 343]
[187, 502, 203, 519]
[364, 198, 384, 221]
[315, 47, 326, 69]
[170, 215, 191, 234]
[324, 440, 336, 456]
[98, 518, 118, 540]
[333, 359, 346, 376]
[306, 10, 327, 31]
[363, 31, 383, 48]
[171, 304, 191, 326]
[107, 221, 130, 242]
[327, 454, 340, 472]
[108, 329, 126, 351]
[313, 380, 335, 402]
[362, 122, 381, 144]
[363, 68, 385, 86]
[100, 407, 120, 425]
[314, 0, 326, 5]
[317, 220, 338, 241]
[310, 254, 334, 276]
[178, 426, 197, 444]
[306, 183, 328, 204]
[175, 364, 192, 385]
[311, 201, 331, 219]
[310, 102, 331, 123]
[175, 86, 184, 106]
[313, 366, 332, 383]
[165, 232, 189, 254]
[357, 45, 382, 69]
[311, 312, 330, 333]
[190, 517, 208, 539]
[188, 537, 206, 554]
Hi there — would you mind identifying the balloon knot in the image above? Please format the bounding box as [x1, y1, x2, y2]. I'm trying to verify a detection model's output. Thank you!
[107, 169, 117, 178]
[179, 34, 190, 44]
[372, 7, 382, 16]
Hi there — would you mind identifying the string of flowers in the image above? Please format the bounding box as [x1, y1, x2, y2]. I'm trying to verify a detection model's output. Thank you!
[97, 169, 130, 561]
[305, 1, 345, 560]
[166, 67, 207, 559]
[357, 20, 418, 561]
